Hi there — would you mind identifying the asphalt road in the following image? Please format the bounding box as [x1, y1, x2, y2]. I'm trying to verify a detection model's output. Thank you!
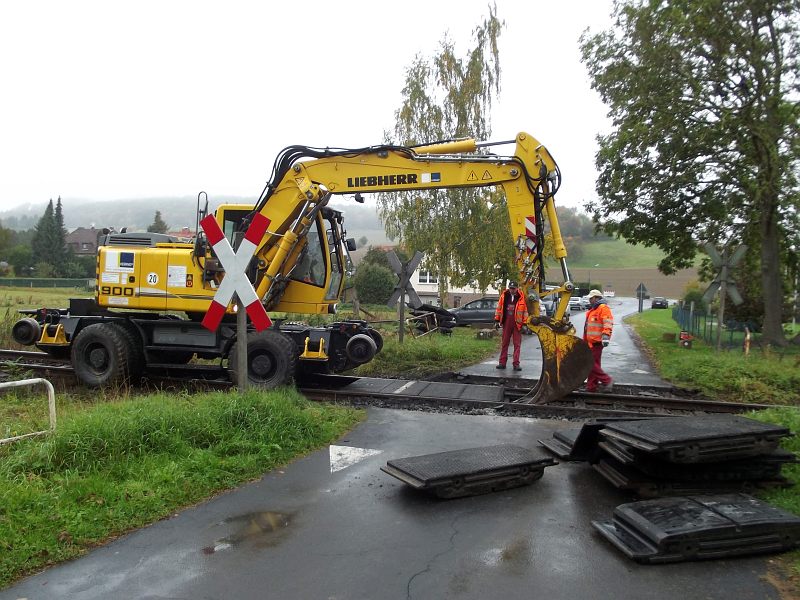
[1, 298, 786, 599]
[2, 409, 781, 600]
[460, 296, 669, 388]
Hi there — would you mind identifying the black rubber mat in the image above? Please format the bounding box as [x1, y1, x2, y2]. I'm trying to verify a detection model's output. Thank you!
[593, 494, 800, 563]
[538, 420, 638, 462]
[592, 456, 789, 498]
[600, 415, 790, 463]
[381, 445, 557, 499]
[598, 440, 796, 482]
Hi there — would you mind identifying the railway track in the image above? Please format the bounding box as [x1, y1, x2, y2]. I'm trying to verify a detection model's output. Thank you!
[0, 349, 782, 418]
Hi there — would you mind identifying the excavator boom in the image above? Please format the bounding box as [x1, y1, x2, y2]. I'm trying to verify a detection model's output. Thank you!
[245, 132, 592, 402]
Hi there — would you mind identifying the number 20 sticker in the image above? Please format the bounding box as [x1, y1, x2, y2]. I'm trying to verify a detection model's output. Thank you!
[147, 272, 159, 285]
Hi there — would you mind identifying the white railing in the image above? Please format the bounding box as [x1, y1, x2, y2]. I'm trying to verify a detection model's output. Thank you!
[0, 378, 56, 445]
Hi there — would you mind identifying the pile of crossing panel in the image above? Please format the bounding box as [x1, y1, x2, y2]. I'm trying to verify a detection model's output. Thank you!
[541, 415, 795, 498]
[540, 414, 800, 562]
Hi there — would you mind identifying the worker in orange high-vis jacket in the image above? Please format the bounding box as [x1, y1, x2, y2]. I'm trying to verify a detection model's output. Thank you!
[494, 281, 528, 371]
[583, 289, 614, 392]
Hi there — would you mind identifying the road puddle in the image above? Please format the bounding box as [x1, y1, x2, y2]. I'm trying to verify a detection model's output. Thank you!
[202, 511, 292, 555]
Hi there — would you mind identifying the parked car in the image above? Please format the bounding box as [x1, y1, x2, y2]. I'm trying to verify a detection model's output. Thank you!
[448, 297, 498, 325]
[651, 296, 669, 309]
[569, 295, 587, 311]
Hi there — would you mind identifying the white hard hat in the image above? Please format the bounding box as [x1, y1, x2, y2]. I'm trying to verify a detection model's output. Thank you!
[589, 289, 603, 298]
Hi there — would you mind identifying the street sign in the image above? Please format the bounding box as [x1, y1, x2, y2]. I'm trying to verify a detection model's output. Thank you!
[635, 282, 648, 313]
[701, 243, 746, 307]
[386, 250, 424, 344]
[702, 243, 747, 350]
[387, 251, 424, 309]
[200, 214, 272, 332]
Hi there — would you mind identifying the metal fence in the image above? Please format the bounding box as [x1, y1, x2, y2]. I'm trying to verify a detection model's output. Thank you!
[671, 305, 762, 350]
[0, 278, 94, 290]
[0, 378, 56, 445]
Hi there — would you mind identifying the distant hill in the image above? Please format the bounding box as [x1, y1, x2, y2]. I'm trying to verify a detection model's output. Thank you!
[0, 196, 392, 246]
[565, 238, 669, 269]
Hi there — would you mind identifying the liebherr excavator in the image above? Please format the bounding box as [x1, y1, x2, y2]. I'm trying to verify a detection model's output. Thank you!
[12, 132, 592, 402]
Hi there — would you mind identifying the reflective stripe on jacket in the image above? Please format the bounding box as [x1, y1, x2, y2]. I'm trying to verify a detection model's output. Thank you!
[583, 299, 613, 344]
[494, 290, 528, 330]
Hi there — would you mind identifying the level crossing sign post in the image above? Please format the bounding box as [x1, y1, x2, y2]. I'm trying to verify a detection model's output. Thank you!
[200, 213, 273, 392]
[635, 282, 648, 313]
[386, 251, 424, 344]
[702, 243, 746, 351]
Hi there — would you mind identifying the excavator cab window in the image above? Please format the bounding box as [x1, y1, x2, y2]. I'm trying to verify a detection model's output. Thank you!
[221, 209, 251, 245]
[325, 227, 343, 301]
[290, 218, 326, 287]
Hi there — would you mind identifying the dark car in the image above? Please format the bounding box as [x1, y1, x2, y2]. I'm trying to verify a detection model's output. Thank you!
[448, 297, 498, 326]
[651, 296, 669, 309]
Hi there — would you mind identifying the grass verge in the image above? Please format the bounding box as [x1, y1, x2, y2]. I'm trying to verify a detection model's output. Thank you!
[353, 326, 500, 378]
[625, 308, 800, 405]
[0, 388, 363, 588]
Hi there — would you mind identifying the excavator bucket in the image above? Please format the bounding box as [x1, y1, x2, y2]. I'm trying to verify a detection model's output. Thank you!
[524, 324, 594, 404]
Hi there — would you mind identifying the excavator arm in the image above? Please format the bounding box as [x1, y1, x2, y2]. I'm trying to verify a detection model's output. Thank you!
[240, 132, 592, 402]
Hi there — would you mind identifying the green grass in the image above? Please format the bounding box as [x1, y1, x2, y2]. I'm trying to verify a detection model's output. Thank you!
[560, 238, 668, 269]
[354, 326, 499, 378]
[625, 309, 800, 404]
[0, 388, 363, 587]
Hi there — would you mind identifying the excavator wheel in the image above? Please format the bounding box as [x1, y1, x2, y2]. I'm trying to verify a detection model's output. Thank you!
[228, 329, 297, 389]
[367, 329, 384, 354]
[71, 322, 142, 388]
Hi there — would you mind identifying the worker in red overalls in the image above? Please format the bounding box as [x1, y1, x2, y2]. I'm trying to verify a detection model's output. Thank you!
[493, 281, 528, 371]
[583, 289, 614, 392]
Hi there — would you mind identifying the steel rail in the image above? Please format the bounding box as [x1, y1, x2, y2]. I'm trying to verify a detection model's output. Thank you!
[0, 350, 784, 417]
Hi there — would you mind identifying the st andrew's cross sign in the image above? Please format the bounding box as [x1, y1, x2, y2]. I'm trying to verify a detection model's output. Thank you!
[200, 213, 272, 332]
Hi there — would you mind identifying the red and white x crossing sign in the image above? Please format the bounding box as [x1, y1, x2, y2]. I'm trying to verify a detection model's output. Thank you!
[200, 213, 272, 332]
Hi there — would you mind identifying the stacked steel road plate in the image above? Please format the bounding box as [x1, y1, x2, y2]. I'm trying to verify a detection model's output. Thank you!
[592, 494, 800, 563]
[540, 415, 796, 498]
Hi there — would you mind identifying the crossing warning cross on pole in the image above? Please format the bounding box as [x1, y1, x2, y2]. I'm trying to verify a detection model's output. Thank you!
[386, 250, 424, 344]
[200, 213, 272, 332]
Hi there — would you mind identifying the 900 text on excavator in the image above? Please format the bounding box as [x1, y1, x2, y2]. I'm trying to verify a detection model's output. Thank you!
[12, 132, 593, 402]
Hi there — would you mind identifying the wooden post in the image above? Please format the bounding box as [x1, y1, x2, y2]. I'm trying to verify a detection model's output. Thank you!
[398, 288, 405, 344]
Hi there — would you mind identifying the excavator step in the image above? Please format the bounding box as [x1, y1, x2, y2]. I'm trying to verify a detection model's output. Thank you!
[593, 494, 800, 563]
[381, 444, 556, 499]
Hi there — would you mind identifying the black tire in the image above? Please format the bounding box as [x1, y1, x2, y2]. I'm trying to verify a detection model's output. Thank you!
[228, 329, 297, 389]
[367, 329, 383, 353]
[71, 322, 140, 387]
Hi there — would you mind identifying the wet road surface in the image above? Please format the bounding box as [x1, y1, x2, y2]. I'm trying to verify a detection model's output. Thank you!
[460, 296, 668, 388]
[2, 408, 780, 600]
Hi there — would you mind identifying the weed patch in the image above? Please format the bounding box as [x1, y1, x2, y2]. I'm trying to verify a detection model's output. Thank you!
[0, 388, 362, 587]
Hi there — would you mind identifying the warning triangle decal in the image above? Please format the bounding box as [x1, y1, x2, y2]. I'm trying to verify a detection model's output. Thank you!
[329, 444, 383, 473]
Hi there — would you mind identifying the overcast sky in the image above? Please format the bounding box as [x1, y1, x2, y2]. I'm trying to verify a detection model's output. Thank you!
[0, 0, 613, 215]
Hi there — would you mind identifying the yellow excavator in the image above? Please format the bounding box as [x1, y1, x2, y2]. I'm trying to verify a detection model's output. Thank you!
[12, 132, 592, 401]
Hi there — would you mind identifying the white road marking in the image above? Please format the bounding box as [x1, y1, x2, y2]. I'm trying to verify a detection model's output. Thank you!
[631, 368, 650, 374]
[393, 380, 416, 394]
[329, 445, 382, 473]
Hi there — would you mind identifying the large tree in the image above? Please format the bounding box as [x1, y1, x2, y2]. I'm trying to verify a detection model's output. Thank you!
[581, 0, 800, 345]
[377, 6, 508, 303]
[147, 210, 169, 234]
